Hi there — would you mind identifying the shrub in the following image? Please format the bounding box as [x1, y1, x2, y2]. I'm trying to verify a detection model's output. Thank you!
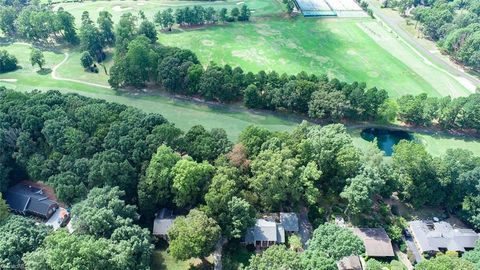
[0, 50, 18, 73]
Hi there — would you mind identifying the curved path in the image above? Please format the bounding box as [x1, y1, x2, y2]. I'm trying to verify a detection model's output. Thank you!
[51, 52, 111, 89]
[366, 0, 479, 92]
[50, 49, 479, 140]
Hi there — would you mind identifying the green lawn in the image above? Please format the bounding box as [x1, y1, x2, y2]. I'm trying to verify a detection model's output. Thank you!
[159, 17, 471, 97]
[55, 0, 285, 27]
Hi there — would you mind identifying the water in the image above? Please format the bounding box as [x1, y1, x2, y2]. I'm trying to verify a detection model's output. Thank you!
[360, 128, 413, 156]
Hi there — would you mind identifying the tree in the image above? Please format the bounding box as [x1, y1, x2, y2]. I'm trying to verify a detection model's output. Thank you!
[0, 193, 9, 222]
[238, 5, 251, 21]
[171, 159, 215, 208]
[79, 18, 105, 62]
[231, 7, 240, 20]
[0, 50, 17, 73]
[115, 13, 138, 55]
[464, 241, 480, 269]
[156, 8, 174, 31]
[30, 48, 45, 70]
[138, 19, 157, 44]
[72, 186, 137, 238]
[80, 51, 93, 69]
[392, 141, 440, 207]
[97, 11, 115, 46]
[238, 125, 272, 157]
[168, 209, 221, 262]
[250, 148, 302, 210]
[245, 245, 303, 270]
[0, 216, 49, 268]
[415, 252, 474, 270]
[308, 90, 350, 121]
[305, 223, 365, 261]
[224, 197, 256, 239]
[219, 8, 228, 23]
[137, 145, 180, 218]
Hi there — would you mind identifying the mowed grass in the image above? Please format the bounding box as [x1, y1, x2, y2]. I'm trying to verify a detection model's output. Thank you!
[160, 17, 471, 97]
[55, 0, 285, 26]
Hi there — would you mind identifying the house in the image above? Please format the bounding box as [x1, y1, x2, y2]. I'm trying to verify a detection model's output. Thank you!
[337, 255, 363, 270]
[408, 220, 479, 255]
[243, 219, 285, 248]
[352, 228, 395, 257]
[153, 208, 176, 240]
[4, 183, 59, 219]
[280, 212, 299, 233]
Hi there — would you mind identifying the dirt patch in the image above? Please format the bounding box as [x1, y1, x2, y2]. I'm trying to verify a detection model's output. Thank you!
[201, 40, 215, 46]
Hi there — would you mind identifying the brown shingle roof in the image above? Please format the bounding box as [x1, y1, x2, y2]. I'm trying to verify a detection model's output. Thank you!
[352, 228, 395, 257]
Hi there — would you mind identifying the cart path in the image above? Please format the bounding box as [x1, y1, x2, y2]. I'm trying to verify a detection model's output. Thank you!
[51, 52, 111, 89]
[366, 0, 479, 93]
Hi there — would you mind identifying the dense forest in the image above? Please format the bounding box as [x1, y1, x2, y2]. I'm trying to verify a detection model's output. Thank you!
[1, 88, 480, 268]
[385, 0, 480, 70]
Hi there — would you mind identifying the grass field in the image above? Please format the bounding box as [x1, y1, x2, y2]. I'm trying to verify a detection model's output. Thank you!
[1, 42, 479, 156]
[55, 0, 285, 26]
[159, 17, 471, 97]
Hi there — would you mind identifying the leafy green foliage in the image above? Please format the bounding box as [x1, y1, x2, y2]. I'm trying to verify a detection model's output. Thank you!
[171, 159, 214, 208]
[415, 252, 475, 270]
[168, 209, 221, 261]
[245, 245, 303, 270]
[0, 50, 17, 73]
[0, 216, 49, 268]
[30, 48, 45, 70]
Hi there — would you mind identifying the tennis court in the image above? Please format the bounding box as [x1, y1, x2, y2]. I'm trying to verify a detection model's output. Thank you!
[295, 0, 366, 17]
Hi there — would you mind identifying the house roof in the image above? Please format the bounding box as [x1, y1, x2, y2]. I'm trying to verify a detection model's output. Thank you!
[244, 219, 285, 243]
[4, 183, 58, 218]
[352, 228, 395, 257]
[280, 212, 299, 232]
[409, 220, 479, 253]
[153, 208, 176, 236]
[337, 256, 363, 270]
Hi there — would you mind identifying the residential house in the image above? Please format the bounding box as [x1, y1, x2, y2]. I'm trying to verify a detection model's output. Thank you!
[352, 228, 395, 257]
[337, 255, 363, 270]
[408, 220, 479, 256]
[4, 183, 59, 219]
[243, 218, 286, 248]
[153, 208, 176, 240]
[280, 212, 299, 233]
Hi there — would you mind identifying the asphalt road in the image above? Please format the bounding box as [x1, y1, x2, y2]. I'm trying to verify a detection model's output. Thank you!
[365, 0, 480, 92]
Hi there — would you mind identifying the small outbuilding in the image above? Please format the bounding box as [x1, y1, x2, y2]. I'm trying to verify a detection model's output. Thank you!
[4, 183, 59, 219]
[337, 255, 363, 270]
[153, 208, 176, 240]
[352, 227, 395, 257]
[280, 212, 299, 233]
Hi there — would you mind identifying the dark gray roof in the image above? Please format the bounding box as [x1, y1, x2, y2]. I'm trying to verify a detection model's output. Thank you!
[244, 219, 285, 243]
[352, 228, 395, 257]
[4, 184, 58, 218]
[409, 220, 479, 253]
[280, 212, 299, 232]
[153, 208, 176, 236]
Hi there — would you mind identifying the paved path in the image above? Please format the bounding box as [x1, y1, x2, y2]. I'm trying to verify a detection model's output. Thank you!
[405, 236, 423, 263]
[366, 0, 479, 93]
[298, 207, 313, 248]
[51, 52, 111, 89]
[213, 238, 227, 270]
[394, 244, 414, 270]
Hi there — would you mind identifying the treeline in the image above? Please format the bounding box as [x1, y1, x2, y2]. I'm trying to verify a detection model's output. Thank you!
[154, 5, 251, 30]
[397, 93, 480, 130]
[1, 88, 480, 267]
[0, 2, 78, 45]
[386, 0, 480, 70]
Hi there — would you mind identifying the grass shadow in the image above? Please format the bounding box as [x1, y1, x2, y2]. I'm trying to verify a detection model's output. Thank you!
[36, 68, 52, 75]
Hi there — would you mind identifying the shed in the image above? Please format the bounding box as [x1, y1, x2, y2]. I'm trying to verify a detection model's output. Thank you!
[153, 208, 176, 239]
[280, 212, 299, 232]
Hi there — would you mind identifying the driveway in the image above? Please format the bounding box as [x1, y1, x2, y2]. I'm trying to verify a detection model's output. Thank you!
[405, 236, 423, 263]
[45, 207, 69, 230]
[299, 208, 313, 248]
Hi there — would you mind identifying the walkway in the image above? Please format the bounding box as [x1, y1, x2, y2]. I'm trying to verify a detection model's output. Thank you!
[405, 236, 423, 263]
[299, 207, 313, 248]
[365, 0, 479, 93]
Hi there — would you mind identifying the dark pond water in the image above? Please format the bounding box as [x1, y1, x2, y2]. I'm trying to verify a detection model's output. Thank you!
[360, 128, 413, 156]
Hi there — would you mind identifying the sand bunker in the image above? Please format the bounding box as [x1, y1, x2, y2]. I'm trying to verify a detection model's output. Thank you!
[113, 5, 133, 12]
[0, 79, 17, 82]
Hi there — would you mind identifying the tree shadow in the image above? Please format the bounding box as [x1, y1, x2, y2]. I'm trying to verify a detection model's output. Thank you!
[36, 68, 52, 75]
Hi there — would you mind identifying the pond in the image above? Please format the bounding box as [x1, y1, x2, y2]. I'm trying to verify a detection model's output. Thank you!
[360, 128, 413, 156]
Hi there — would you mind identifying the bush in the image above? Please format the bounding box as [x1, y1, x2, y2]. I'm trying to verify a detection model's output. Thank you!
[0, 50, 18, 73]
